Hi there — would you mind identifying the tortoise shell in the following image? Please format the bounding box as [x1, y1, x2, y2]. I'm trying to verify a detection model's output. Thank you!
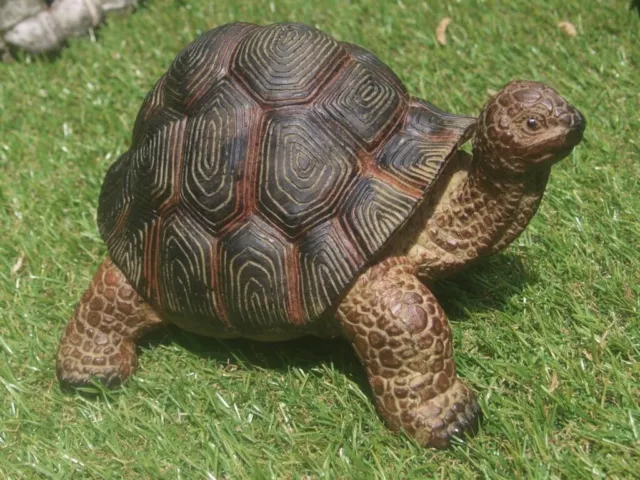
[97, 22, 475, 335]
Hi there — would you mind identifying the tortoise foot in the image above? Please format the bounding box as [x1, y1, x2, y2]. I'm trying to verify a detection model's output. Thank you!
[412, 379, 481, 448]
[56, 337, 137, 389]
[56, 258, 165, 389]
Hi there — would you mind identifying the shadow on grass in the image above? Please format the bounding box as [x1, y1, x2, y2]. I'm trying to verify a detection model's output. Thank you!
[433, 252, 534, 319]
[2, 42, 66, 64]
[631, 0, 640, 15]
[132, 252, 532, 401]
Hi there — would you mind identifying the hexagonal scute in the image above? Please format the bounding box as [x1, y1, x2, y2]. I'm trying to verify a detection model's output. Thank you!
[131, 97, 187, 156]
[181, 80, 262, 235]
[376, 100, 476, 189]
[129, 117, 188, 211]
[105, 201, 160, 299]
[340, 177, 419, 257]
[403, 99, 476, 139]
[98, 151, 135, 242]
[163, 22, 259, 112]
[107, 227, 145, 295]
[158, 210, 218, 318]
[298, 220, 364, 320]
[232, 23, 348, 105]
[131, 75, 168, 147]
[218, 216, 291, 330]
[375, 134, 451, 190]
[317, 59, 407, 149]
[341, 42, 407, 94]
[101, 117, 189, 277]
[258, 109, 358, 238]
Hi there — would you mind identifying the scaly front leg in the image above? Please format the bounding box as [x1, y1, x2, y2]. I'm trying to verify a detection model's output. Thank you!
[338, 259, 481, 448]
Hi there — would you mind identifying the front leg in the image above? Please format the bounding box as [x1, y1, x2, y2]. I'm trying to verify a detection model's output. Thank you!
[56, 258, 166, 388]
[338, 259, 481, 448]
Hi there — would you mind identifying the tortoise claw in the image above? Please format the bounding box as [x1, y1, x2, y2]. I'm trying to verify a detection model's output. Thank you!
[424, 387, 482, 448]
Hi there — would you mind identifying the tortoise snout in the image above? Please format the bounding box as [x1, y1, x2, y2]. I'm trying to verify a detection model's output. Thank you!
[559, 107, 586, 146]
[572, 108, 586, 133]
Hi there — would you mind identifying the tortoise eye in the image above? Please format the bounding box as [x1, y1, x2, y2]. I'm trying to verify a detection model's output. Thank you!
[526, 118, 539, 130]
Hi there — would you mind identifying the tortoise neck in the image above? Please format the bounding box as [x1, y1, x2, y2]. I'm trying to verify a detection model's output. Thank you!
[406, 151, 550, 281]
[474, 159, 551, 253]
[465, 159, 551, 250]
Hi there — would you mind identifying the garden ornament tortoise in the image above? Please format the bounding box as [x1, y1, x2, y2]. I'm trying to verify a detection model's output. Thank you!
[56, 22, 585, 448]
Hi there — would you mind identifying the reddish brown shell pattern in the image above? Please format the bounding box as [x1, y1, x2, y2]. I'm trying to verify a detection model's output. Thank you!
[97, 22, 475, 335]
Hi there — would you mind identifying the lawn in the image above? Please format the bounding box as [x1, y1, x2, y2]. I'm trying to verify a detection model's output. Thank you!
[1, 0, 638, 478]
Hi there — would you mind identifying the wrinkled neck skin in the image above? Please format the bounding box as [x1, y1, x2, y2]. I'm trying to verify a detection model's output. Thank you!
[392, 149, 551, 282]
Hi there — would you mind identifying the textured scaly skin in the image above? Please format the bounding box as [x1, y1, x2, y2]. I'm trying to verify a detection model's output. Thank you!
[394, 151, 550, 281]
[337, 258, 480, 447]
[56, 259, 165, 387]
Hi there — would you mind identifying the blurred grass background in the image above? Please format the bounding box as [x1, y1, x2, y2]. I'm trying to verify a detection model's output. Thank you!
[0, 0, 638, 477]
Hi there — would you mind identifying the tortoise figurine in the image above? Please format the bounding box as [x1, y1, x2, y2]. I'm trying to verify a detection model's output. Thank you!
[56, 22, 585, 448]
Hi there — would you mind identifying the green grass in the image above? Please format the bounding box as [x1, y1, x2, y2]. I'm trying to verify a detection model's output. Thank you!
[1, 0, 638, 478]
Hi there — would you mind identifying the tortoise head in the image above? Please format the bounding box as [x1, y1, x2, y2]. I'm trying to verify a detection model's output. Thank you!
[473, 80, 585, 176]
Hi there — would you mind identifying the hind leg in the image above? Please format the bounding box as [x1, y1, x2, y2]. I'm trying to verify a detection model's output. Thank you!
[338, 259, 481, 448]
[56, 258, 166, 388]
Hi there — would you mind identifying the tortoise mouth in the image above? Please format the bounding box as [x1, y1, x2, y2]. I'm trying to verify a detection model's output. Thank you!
[528, 141, 576, 166]
[528, 114, 585, 165]
[533, 145, 574, 166]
